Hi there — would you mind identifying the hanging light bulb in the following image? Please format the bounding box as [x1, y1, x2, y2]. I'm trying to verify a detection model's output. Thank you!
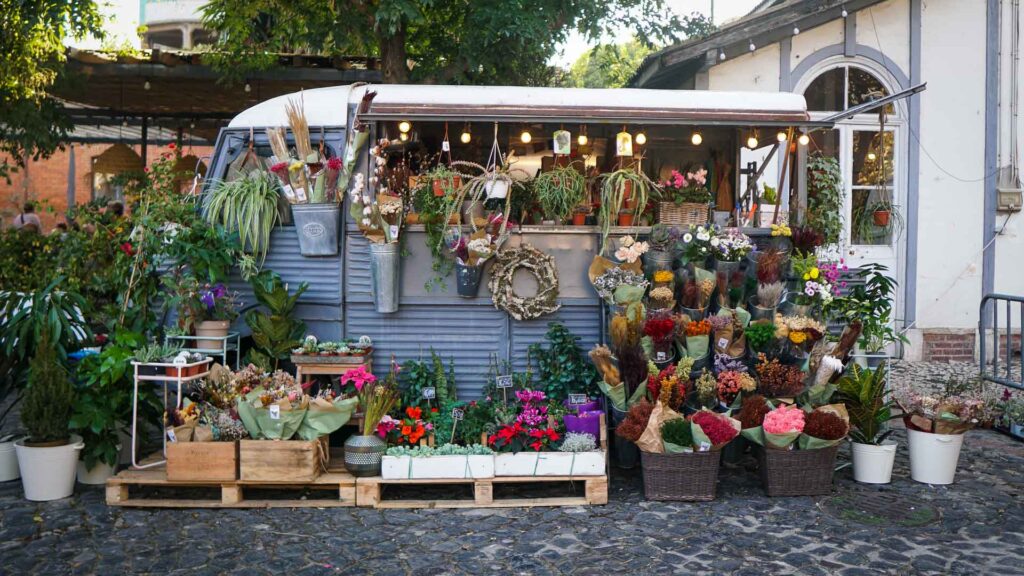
[244, 82, 251, 93]
[777, 131, 788, 142]
[460, 123, 472, 144]
[635, 131, 647, 146]
[143, 80, 151, 91]
[719, 50, 726, 61]
[842, 6, 849, 18]
[398, 121, 411, 134]
[798, 133, 810, 146]
[746, 134, 759, 149]
[867, 152, 877, 161]
[578, 133, 588, 146]
[749, 41, 756, 52]
[691, 132, 703, 145]
[793, 26, 800, 35]
[399, 132, 409, 142]
[520, 129, 532, 144]
[122, 117, 129, 127]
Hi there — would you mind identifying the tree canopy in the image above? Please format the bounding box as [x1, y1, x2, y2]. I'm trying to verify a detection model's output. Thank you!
[0, 0, 104, 182]
[200, 0, 688, 85]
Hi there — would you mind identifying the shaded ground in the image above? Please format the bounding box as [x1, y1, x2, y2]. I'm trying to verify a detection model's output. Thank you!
[0, 361, 1022, 575]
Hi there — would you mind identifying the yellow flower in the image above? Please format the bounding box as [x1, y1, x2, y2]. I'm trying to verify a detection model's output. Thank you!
[810, 267, 820, 280]
[789, 331, 808, 344]
[803, 273, 810, 281]
[653, 270, 674, 283]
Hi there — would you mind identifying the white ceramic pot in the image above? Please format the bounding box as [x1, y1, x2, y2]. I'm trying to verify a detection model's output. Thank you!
[907, 428, 965, 485]
[485, 177, 510, 200]
[14, 434, 84, 501]
[0, 439, 22, 482]
[76, 459, 117, 485]
[381, 455, 495, 480]
[850, 441, 897, 484]
[495, 451, 605, 477]
[195, 320, 230, 350]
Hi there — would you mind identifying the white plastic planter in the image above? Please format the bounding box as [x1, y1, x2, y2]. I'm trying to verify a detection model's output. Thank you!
[380, 455, 495, 480]
[850, 441, 897, 484]
[494, 451, 605, 477]
[76, 460, 117, 485]
[14, 434, 84, 501]
[907, 428, 965, 485]
[0, 439, 21, 482]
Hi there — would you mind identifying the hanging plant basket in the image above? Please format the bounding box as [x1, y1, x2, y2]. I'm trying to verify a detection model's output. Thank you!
[873, 209, 891, 227]
[488, 244, 560, 321]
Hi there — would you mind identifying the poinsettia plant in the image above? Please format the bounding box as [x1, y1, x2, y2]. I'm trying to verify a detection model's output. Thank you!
[488, 422, 561, 452]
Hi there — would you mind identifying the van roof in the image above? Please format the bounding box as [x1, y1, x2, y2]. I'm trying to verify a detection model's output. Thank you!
[229, 83, 812, 129]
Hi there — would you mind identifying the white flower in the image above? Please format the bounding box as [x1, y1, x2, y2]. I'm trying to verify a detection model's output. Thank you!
[697, 226, 706, 234]
[710, 237, 720, 247]
[697, 232, 710, 242]
[362, 206, 372, 216]
[361, 218, 371, 226]
[682, 233, 693, 243]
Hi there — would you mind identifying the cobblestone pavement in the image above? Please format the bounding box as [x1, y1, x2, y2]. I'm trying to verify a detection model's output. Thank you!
[1, 362, 1022, 576]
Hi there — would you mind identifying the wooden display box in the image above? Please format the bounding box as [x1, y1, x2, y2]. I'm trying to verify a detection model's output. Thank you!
[239, 437, 328, 482]
[166, 441, 238, 482]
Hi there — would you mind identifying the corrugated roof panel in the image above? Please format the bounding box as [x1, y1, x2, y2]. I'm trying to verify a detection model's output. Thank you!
[344, 303, 508, 400]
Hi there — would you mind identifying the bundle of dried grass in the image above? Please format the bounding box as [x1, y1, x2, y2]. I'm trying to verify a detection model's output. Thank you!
[285, 98, 314, 161]
[266, 128, 290, 162]
[588, 345, 621, 386]
[757, 281, 785, 308]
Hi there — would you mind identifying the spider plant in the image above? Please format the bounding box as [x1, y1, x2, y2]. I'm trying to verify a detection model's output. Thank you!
[598, 167, 656, 249]
[852, 200, 905, 245]
[204, 172, 281, 265]
[534, 163, 586, 223]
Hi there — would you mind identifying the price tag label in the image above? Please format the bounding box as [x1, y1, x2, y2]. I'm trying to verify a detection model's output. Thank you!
[441, 140, 451, 152]
[422, 387, 436, 400]
[655, 351, 667, 361]
[269, 405, 281, 420]
[717, 337, 729, 349]
[568, 394, 588, 405]
[389, 224, 399, 239]
[166, 429, 177, 443]
[495, 375, 514, 389]
[698, 441, 711, 452]
[451, 408, 464, 421]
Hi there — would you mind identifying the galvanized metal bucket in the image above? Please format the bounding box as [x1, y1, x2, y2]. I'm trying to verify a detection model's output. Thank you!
[369, 242, 401, 313]
[455, 263, 484, 298]
[291, 203, 340, 256]
[643, 249, 674, 281]
[343, 434, 387, 477]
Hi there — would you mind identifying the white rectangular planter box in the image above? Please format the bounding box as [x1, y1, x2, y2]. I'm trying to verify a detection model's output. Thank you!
[494, 451, 605, 477]
[380, 455, 494, 480]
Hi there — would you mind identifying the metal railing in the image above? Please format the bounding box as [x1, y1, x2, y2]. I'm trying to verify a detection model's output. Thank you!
[979, 293, 1024, 391]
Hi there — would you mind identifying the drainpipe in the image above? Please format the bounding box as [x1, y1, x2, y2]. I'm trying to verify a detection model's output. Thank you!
[983, 0, 999, 326]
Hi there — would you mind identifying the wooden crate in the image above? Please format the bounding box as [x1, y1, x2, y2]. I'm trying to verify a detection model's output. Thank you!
[105, 449, 356, 508]
[166, 441, 238, 482]
[239, 437, 328, 482]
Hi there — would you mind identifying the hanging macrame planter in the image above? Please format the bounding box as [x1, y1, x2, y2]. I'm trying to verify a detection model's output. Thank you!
[488, 244, 560, 321]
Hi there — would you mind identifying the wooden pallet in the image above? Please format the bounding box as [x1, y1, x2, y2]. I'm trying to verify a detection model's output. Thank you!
[106, 450, 357, 508]
[355, 474, 609, 509]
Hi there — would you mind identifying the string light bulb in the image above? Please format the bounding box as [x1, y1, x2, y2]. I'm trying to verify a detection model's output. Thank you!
[777, 131, 788, 142]
[793, 26, 800, 35]
[635, 131, 647, 145]
[749, 41, 756, 52]
[244, 82, 251, 93]
[520, 129, 532, 144]
[460, 124, 472, 144]
[798, 133, 810, 146]
[719, 50, 726, 61]
[691, 132, 703, 145]
[399, 132, 409, 142]
[746, 134, 759, 149]
[143, 80, 151, 90]
[867, 152, 877, 161]
[578, 133, 588, 146]
[398, 121, 411, 133]
[842, 6, 848, 17]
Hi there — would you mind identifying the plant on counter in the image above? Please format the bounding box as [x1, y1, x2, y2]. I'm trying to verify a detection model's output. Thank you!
[790, 225, 825, 257]
[356, 362, 401, 437]
[132, 343, 183, 364]
[657, 168, 711, 205]
[598, 167, 656, 246]
[826, 263, 906, 354]
[528, 322, 599, 401]
[377, 406, 433, 446]
[204, 172, 281, 265]
[245, 270, 308, 371]
[711, 229, 754, 263]
[162, 276, 240, 334]
[534, 163, 587, 223]
[385, 443, 493, 457]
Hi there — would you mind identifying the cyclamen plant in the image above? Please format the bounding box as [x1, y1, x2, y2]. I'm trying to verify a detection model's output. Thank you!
[660, 169, 712, 205]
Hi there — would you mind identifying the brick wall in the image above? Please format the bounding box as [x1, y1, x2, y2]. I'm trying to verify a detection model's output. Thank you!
[1, 143, 214, 232]
[922, 330, 976, 363]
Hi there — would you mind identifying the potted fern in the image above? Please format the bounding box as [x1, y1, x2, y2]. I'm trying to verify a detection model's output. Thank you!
[14, 338, 83, 501]
[834, 363, 898, 484]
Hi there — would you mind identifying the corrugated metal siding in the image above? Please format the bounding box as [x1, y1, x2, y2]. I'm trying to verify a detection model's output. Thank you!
[228, 228, 343, 306]
[510, 305, 603, 374]
[344, 234, 372, 298]
[344, 303, 508, 399]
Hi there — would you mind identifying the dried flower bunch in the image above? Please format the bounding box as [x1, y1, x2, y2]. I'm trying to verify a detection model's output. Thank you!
[803, 410, 849, 440]
[691, 410, 739, 446]
[588, 345, 621, 386]
[646, 362, 689, 410]
[717, 370, 757, 404]
[649, 286, 675, 310]
[756, 248, 786, 285]
[615, 400, 654, 442]
[756, 282, 785, 309]
[681, 280, 703, 309]
[685, 319, 712, 337]
[713, 353, 747, 374]
[790, 225, 825, 256]
[594, 267, 649, 304]
[695, 369, 717, 407]
[756, 354, 806, 398]
[708, 314, 731, 332]
[653, 270, 674, 284]
[738, 394, 772, 429]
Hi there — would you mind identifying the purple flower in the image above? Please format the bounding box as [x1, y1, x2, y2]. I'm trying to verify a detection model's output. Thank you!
[200, 291, 216, 310]
[212, 283, 227, 298]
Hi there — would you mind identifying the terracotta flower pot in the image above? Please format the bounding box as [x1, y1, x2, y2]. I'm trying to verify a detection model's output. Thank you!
[432, 175, 462, 197]
[622, 180, 634, 202]
[873, 210, 891, 227]
[572, 212, 587, 226]
[195, 320, 230, 350]
[618, 212, 635, 226]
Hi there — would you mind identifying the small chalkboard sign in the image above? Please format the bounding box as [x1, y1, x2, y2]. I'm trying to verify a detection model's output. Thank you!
[451, 408, 465, 421]
[568, 394, 588, 405]
[422, 387, 436, 399]
[495, 375, 514, 389]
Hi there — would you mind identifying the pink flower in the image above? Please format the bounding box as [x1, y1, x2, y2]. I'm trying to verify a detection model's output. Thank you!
[763, 405, 806, 434]
[342, 366, 376, 391]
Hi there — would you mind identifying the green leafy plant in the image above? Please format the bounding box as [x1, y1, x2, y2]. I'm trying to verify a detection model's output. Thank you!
[132, 343, 182, 363]
[528, 322, 599, 401]
[598, 167, 656, 247]
[853, 200, 906, 245]
[204, 172, 281, 265]
[745, 321, 776, 352]
[661, 417, 693, 448]
[244, 270, 309, 371]
[805, 154, 844, 245]
[826, 263, 907, 353]
[21, 334, 73, 444]
[761, 184, 778, 205]
[833, 363, 896, 445]
[412, 175, 458, 291]
[386, 443, 492, 456]
[399, 349, 457, 409]
[534, 163, 587, 223]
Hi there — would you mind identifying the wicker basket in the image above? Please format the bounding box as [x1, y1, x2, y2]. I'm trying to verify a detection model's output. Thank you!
[640, 449, 722, 501]
[757, 445, 839, 497]
[659, 202, 708, 226]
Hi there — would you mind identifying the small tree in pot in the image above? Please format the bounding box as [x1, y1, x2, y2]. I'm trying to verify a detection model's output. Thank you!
[834, 363, 898, 484]
[14, 336, 84, 501]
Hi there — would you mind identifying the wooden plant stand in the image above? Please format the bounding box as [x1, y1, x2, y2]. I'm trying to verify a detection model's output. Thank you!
[355, 474, 608, 509]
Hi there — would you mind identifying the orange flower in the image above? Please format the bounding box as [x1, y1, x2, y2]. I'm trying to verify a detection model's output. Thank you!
[401, 425, 413, 436]
[405, 406, 422, 419]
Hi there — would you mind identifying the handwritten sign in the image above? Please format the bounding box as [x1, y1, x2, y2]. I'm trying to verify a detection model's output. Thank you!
[495, 375, 514, 389]
[166, 429, 178, 443]
[655, 351, 667, 361]
[568, 394, 588, 405]
[269, 404, 281, 420]
[422, 387, 436, 400]
[451, 408, 465, 421]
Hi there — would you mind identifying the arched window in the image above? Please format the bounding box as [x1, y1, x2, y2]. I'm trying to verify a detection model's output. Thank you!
[803, 65, 894, 114]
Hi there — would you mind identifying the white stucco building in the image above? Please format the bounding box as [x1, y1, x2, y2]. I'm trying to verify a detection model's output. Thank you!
[634, 0, 1024, 362]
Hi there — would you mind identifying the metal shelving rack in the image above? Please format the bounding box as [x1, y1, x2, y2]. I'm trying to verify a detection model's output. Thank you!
[129, 358, 212, 470]
[165, 332, 240, 370]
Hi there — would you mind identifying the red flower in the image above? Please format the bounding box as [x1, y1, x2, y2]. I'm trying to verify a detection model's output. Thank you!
[405, 406, 422, 420]
[168, 142, 176, 150]
[430, 407, 438, 413]
[119, 242, 135, 256]
[529, 441, 543, 451]
[545, 428, 560, 442]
